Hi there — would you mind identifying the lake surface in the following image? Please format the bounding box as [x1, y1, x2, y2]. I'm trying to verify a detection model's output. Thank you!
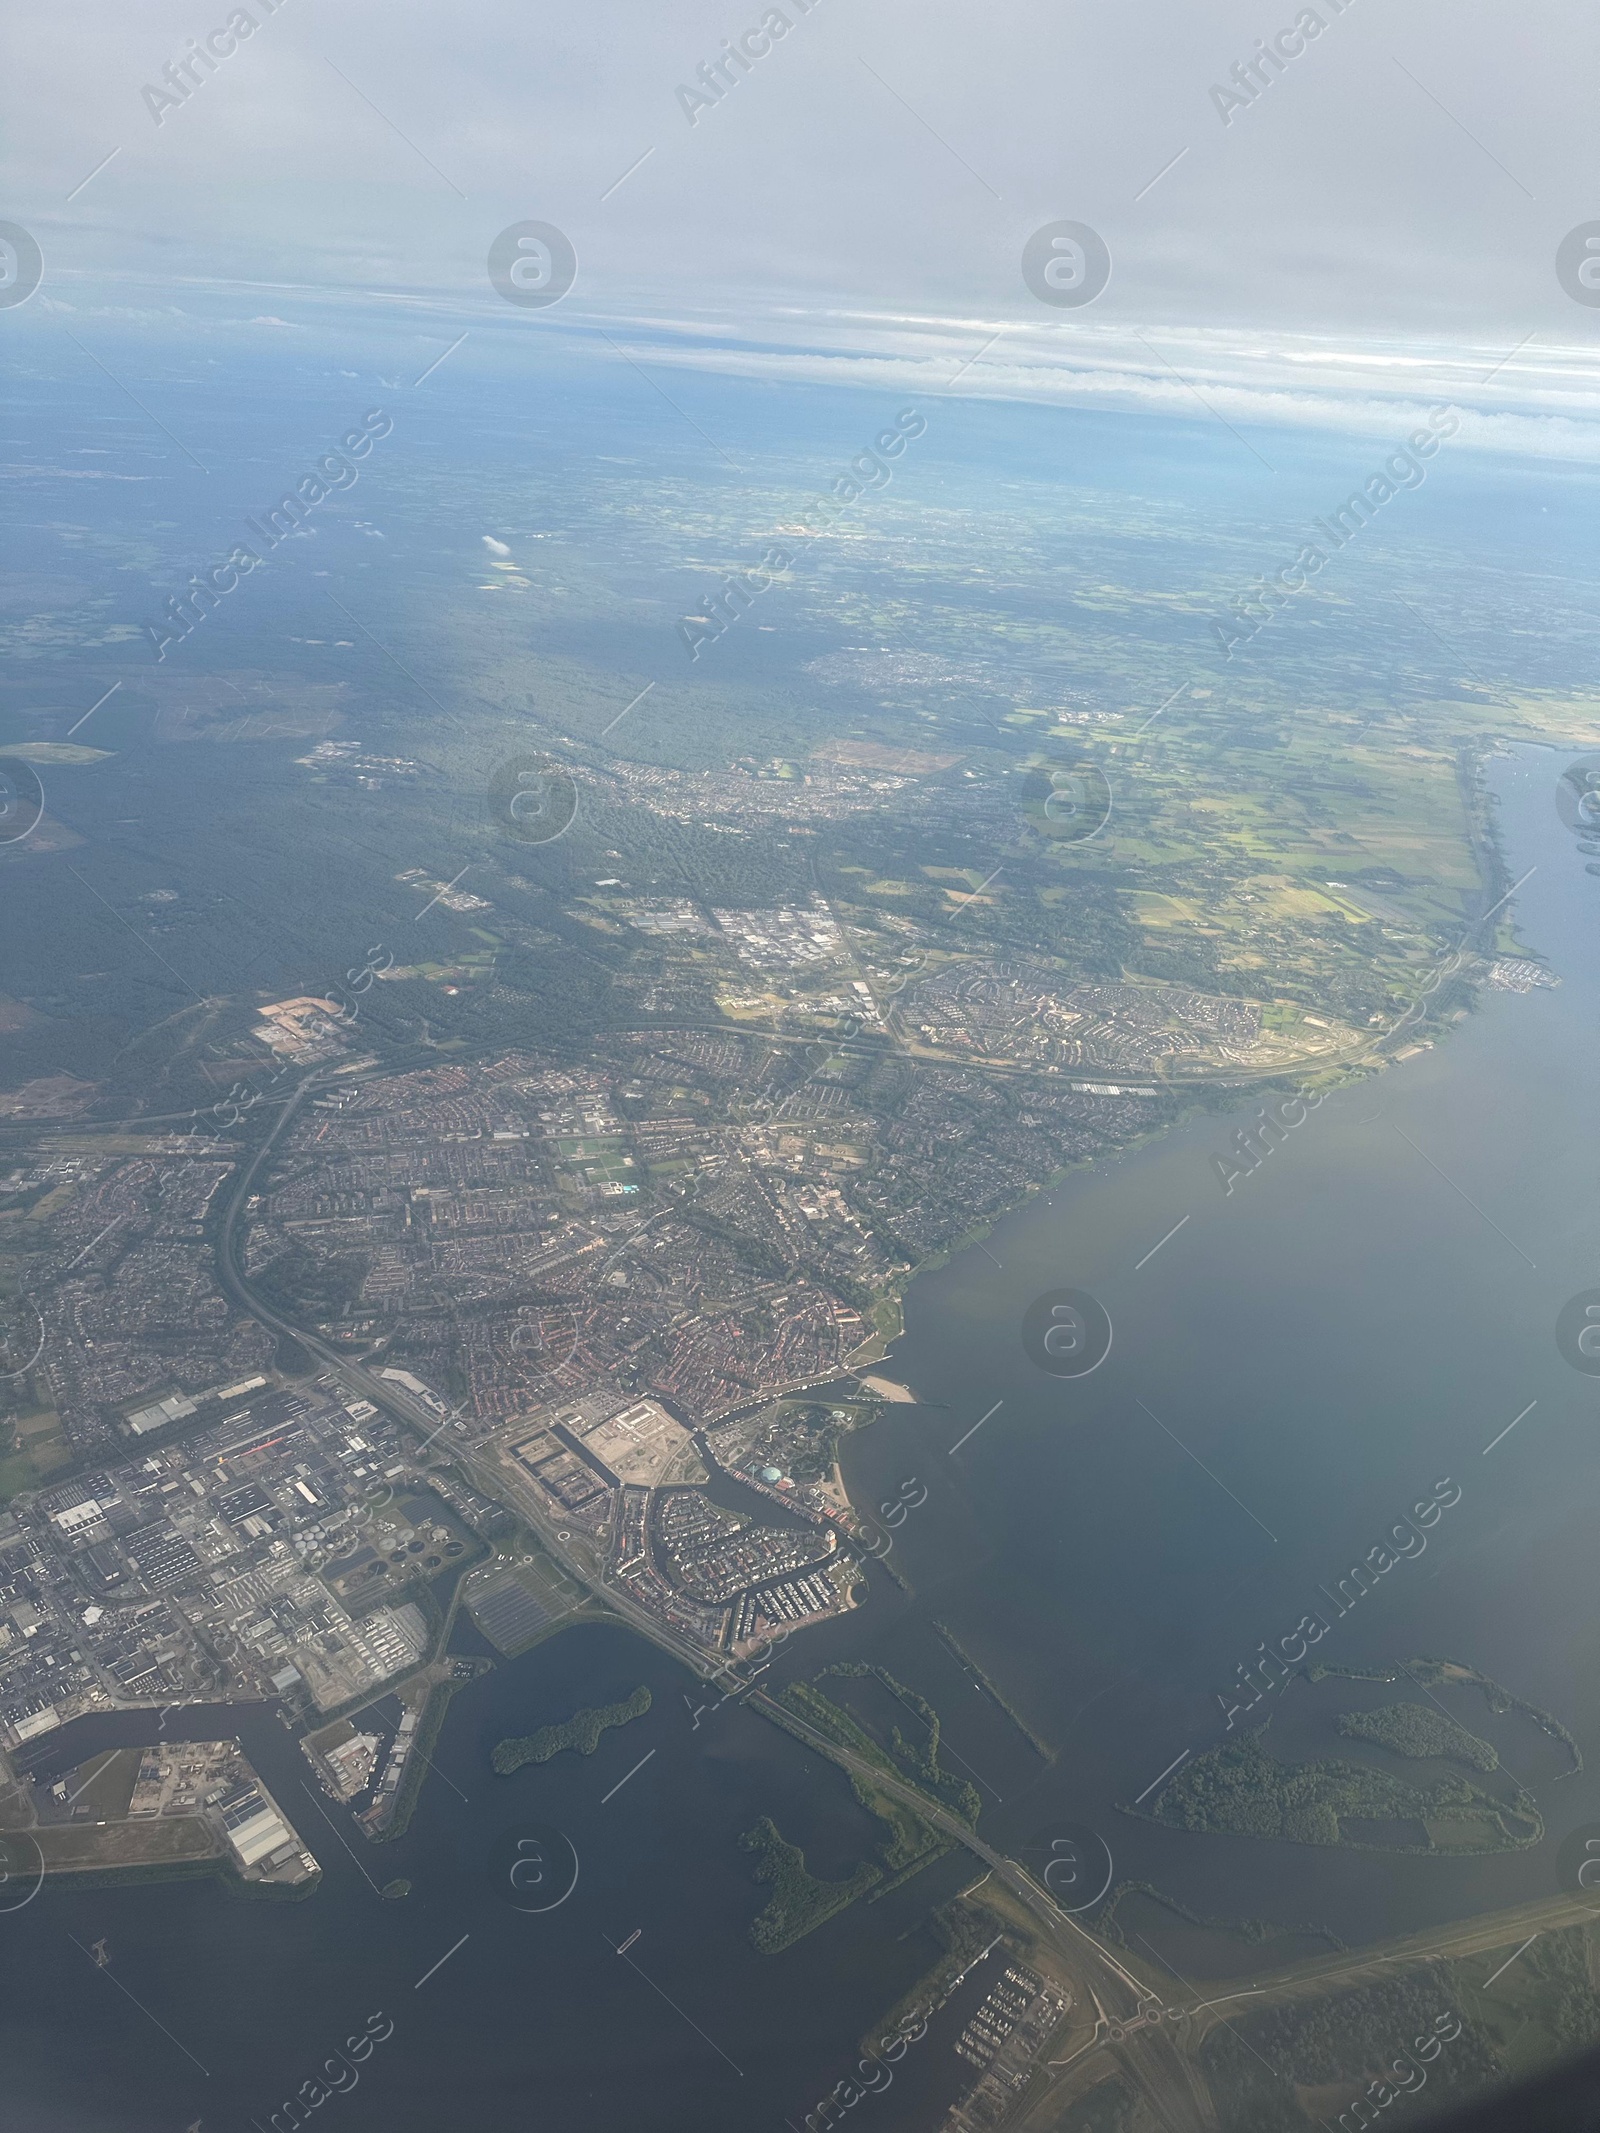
[3, 744, 1596, 2129]
[845, 740, 1600, 1959]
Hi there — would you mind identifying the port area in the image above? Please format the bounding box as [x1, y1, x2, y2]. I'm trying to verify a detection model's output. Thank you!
[298, 1648, 490, 1842]
[2, 1736, 318, 1888]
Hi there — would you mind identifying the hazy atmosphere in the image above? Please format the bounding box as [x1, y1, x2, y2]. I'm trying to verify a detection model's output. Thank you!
[3, 11, 1599, 2133]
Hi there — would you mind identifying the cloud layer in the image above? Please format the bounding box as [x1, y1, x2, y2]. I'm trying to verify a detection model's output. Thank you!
[7, 0, 1599, 443]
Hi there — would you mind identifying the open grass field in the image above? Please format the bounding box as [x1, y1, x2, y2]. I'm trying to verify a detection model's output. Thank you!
[38, 1815, 218, 1874]
[0, 1408, 73, 1502]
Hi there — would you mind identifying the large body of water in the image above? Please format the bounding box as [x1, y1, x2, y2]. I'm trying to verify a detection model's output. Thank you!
[847, 743, 1600, 1954]
[2, 746, 1595, 2131]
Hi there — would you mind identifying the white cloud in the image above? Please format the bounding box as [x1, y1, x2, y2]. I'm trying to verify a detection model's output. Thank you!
[8, 0, 1598, 447]
[582, 307, 1600, 458]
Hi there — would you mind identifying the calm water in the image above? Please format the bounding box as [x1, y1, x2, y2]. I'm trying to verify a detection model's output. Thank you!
[2, 745, 1595, 2128]
[1, 1623, 1000, 2133]
[846, 741, 1600, 1954]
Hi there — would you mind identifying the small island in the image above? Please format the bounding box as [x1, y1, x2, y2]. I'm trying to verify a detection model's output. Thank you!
[492, 1686, 651, 1774]
[1304, 1657, 1582, 1777]
[739, 1817, 881, 1953]
[1133, 1728, 1541, 1854]
[1338, 1702, 1498, 1770]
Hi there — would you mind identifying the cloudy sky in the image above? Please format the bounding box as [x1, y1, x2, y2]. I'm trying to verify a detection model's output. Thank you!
[8, 0, 1598, 448]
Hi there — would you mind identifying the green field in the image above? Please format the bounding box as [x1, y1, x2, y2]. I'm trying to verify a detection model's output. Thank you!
[0, 1409, 73, 1502]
